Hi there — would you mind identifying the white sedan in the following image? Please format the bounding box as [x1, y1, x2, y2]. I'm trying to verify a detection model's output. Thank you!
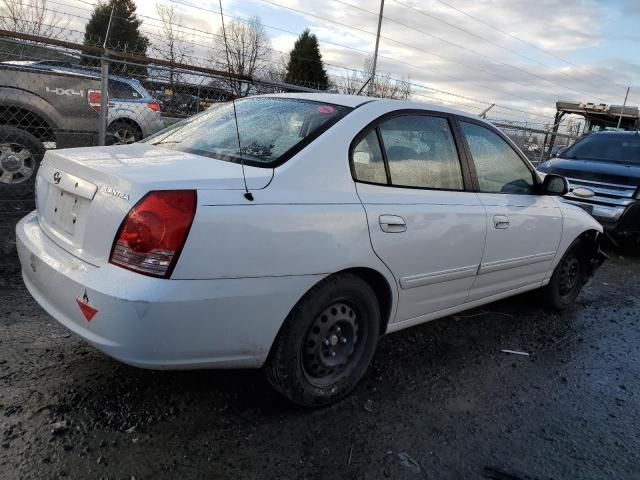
[16, 93, 605, 406]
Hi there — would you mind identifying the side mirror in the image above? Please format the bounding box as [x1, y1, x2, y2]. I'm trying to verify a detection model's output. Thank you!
[542, 174, 569, 196]
[551, 152, 560, 158]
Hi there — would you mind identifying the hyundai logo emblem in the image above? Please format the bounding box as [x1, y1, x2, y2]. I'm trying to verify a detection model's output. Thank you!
[53, 171, 61, 184]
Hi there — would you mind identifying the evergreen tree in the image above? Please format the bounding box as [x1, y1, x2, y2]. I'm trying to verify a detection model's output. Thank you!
[82, 0, 149, 75]
[285, 29, 329, 90]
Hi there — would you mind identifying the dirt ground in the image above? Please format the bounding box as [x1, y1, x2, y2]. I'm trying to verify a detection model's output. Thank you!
[1, 197, 639, 480]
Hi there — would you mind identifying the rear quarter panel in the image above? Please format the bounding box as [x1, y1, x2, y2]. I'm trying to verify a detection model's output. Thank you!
[172, 100, 403, 320]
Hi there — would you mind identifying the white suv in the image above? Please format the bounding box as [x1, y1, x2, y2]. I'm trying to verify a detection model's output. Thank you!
[16, 94, 606, 406]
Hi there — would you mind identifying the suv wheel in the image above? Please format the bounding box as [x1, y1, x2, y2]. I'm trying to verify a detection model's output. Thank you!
[0, 126, 44, 189]
[265, 273, 380, 407]
[107, 121, 141, 145]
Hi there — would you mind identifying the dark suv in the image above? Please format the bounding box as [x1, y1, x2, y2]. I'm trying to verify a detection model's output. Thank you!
[538, 131, 640, 244]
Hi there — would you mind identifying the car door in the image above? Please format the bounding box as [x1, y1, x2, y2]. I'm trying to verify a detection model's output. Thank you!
[352, 112, 486, 324]
[457, 119, 563, 301]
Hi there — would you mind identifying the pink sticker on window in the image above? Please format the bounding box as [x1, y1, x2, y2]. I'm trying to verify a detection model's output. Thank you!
[317, 105, 335, 114]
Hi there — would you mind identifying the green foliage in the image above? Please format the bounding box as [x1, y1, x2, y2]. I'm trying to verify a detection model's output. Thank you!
[285, 29, 329, 90]
[82, 0, 149, 76]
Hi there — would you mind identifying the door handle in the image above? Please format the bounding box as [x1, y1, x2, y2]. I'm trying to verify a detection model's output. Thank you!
[379, 215, 406, 233]
[493, 215, 510, 229]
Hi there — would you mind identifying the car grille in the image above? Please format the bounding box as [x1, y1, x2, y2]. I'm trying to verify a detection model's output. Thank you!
[563, 177, 637, 222]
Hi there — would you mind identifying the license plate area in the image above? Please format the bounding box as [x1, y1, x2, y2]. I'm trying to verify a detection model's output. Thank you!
[47, 187, 90, 238]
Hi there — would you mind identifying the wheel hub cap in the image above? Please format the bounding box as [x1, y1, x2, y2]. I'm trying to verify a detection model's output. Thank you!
[0, 143, 34, 184]
[2, 154, 21, 171]
[303, 302, 359, 382]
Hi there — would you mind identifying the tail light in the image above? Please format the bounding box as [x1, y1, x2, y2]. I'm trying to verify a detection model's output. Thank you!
[110, 190, 197, 278]
[87, 89, 104, 113]
[147, 101, 160, 112]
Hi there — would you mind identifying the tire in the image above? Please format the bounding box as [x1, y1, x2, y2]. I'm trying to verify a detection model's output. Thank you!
[0, 126, 45, 190]
[107, 121, 141, 145]
[265, 273, 380, 407]
[544, 240, 587, 309]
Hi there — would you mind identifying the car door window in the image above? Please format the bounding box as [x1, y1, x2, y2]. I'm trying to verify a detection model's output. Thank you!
[460, 121, 534, 194]
[378, 115, 463, 190]
[352, 130, 387, 184]
[109, 80, 141, 100]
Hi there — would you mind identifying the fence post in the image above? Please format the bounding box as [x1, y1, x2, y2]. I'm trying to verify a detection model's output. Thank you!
[98, 54, 110, 146]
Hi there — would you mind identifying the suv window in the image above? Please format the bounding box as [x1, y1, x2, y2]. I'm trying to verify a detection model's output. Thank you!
[461, 121, 534, 194]
[372, 115, 463, 190]
[109, 80, 141, 100]
[352, 130, 387, 184]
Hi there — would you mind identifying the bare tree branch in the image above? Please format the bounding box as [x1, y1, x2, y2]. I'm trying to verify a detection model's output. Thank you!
[336, 55, 411, 100]
[210, 16, 271, 97]
[152, 3, 193, 89]
[0, 0, 70, 38]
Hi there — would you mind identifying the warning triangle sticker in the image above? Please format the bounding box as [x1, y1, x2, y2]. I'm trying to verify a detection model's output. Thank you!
[76, 290, 98, 322]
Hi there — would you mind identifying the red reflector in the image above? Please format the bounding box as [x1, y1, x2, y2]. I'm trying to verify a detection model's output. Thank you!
[147, 101, 160, 112]
[87, 89, 104, 113]
[76, 299, 98, 322]
[109, 191, 197, 278]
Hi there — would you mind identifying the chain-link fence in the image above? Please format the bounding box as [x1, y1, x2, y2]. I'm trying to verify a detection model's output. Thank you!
[491, 119, 580, 165]
[0, 29, 321, 206]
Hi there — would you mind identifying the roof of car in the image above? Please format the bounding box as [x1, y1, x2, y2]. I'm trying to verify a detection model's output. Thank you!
[258, 92, 476, 118]
[592, 130, 640, 135]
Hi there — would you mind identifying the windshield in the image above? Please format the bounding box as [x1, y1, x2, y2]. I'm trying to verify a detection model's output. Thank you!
[561, 134, 640, 164]
[146, 97, 352, 167]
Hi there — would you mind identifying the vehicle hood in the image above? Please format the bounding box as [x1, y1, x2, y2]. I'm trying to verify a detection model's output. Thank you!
[538, 157, 640, 187]
[45, 143, 273, 190]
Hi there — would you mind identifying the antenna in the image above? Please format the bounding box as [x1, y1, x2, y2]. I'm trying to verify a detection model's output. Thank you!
[218, 0, 253, 201]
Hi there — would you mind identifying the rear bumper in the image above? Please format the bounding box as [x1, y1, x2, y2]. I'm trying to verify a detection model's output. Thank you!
[16, 211, 320, 369]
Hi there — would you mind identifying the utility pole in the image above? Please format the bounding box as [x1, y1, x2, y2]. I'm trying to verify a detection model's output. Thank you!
[617, 86, 630, 130]
[368, 0, 384, 96]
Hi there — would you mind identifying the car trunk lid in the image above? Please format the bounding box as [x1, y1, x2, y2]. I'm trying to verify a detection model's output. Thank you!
[35, 144, 272, 266]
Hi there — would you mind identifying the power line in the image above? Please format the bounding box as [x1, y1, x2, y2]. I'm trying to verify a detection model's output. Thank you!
[169, 0, 556, 113]
[389, 0, 615, 100]
[6, 0, 555, 120]
[331, 0, 613, 104]
[431, 0, 633, 93]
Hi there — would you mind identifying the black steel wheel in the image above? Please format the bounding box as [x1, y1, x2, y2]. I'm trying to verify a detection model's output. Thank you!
[302, 301, 365, 387]
[558, 250, 581, 298]
[265, 273, 381, 407]
[544, 240, 586, 309]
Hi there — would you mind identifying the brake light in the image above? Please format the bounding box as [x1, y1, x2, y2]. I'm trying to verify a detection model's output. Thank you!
[147, 101, 160, 112]
[87, 89, 104, 113]
[110, 191, 197, 278]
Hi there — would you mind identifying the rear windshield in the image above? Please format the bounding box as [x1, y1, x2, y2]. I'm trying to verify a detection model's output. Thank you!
[146, 97, 352, 167]
[561, 134, 640, 164]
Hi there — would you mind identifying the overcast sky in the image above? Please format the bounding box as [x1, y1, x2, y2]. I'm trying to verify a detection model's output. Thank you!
[53, 0, 640, 124]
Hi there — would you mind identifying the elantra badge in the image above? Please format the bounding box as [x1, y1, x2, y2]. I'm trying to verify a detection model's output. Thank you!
[100, 185, 129, 201]
[53, 171, 61, 184]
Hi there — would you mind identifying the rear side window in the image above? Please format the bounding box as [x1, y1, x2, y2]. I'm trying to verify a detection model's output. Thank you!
[109, 80, 141, 99]
[352, 130, 387, 184]
[352, 114, 464, 190]
[146, 97, 352, 167]
[460, 121, 534, 194]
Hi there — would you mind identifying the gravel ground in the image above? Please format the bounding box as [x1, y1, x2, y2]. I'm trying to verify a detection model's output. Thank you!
[1, 198, 639, 480]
